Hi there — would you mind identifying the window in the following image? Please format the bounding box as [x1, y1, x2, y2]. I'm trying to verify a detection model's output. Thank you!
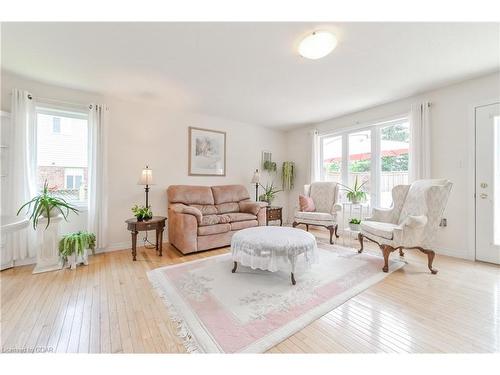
[36, 106, 89, 205]
[319, 117, 409, 208]
[52, 117, 61, 133]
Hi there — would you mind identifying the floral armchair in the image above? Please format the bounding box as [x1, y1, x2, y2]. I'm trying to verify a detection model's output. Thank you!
[358, 179, 453, 274]
[292, 182, 342, 244]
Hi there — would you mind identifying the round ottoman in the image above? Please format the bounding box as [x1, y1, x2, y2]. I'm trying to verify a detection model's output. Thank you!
[230, 226, 318, 285]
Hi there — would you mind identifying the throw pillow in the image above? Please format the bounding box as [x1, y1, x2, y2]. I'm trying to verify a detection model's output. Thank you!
[299, 195, 315, 212]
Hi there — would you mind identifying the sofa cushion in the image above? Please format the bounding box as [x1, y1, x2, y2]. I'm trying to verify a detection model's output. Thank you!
[361, 221, 399, 240]
[211, 185, 250, 204]
[295, 211, 334, 221]
[200, 214, 230, 226]
[167, 185, 214, 205]
[191, 204, 218, 215]
[225, 212, 257, 222]
[216, 202, 240, 214]
[230, 220, 258, 231]
[198, 223, 231, 236]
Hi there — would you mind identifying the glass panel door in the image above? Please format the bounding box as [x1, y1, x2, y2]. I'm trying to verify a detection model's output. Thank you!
[348, 130, 371, 203]
[321, 135, 342, 183]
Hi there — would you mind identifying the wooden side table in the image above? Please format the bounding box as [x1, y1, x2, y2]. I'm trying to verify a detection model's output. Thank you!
[266, 206, 283, 226]
[125, 216, 167, 261]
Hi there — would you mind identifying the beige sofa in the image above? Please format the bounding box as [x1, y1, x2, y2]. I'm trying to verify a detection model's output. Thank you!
[167, 184, 267, 254]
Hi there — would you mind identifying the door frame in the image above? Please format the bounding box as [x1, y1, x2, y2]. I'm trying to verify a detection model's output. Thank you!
[470, 99, 500, 261]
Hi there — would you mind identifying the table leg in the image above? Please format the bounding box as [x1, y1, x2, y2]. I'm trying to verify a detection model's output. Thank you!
[232, 261, 238, 273]
[155, 228, 160, 254]
[131, 230, 138, 261]
[159, 229, 164, 256]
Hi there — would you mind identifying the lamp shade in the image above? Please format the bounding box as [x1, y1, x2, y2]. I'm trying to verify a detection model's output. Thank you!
[138, 166, 155, 185]
[251, 169, 260, 184]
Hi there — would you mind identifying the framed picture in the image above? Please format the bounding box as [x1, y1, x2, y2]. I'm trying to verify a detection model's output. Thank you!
[188, 126, 226, 176]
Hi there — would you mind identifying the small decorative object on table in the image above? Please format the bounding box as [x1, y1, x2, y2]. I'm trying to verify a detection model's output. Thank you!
[266, 206, 283, 226]
[125, 216, 167, 261]
[131, 204, 153, 221]
[59, 231, 96, 270]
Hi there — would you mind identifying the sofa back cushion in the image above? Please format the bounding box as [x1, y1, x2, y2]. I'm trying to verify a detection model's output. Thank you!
[211, 185, 250, 204]
[167, 185, 214, 205]
[216, 202, 240, 214]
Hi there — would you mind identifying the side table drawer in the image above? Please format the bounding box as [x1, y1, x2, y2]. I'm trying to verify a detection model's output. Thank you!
[267, 210, 282, 220]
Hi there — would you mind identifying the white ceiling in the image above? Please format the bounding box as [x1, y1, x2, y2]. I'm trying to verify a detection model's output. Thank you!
[1, 22, 499, 128]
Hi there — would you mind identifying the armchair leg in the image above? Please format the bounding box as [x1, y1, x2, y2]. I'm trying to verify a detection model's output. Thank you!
[399, 249, 405, 257]
[358, 232, 364, 253]
[417, 248, 438, 274]
[381, 245, 397, 273]
[327, 225, 334, 244]
[292, 221, 298, 228]
[305, 224, 309, 231]
[334, 224, 339, 238]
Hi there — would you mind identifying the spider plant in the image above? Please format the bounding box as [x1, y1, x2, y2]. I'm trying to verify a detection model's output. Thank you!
[17, 181, 79, 230]
[258, 182, 282, 204]
[339, 176, 367, 203]
[59, 231, 96, 259]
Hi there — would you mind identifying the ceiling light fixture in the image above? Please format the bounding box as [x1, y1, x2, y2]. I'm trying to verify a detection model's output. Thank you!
[298, 31, 337, 60]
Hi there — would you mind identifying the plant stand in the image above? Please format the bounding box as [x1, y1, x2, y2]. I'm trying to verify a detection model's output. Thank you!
[342, 202, 369, 247]
[33, 215, 64, 274]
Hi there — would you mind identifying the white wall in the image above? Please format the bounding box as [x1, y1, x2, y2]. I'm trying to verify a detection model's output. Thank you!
[1, 71, 288, 251]
[286, 72, 500, 260]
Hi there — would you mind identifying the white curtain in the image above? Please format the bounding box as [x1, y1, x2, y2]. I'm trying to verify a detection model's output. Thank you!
[409, 101, 431, 181]
[309, 129, 320, 183]
[9, 89, 38, 260]
[87, 104, 109, 250]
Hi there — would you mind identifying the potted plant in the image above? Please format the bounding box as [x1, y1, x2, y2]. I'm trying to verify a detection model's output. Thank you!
[258, 182, 282, 205]
[263, 160, 277, 172]
[59, 231, 96, 270]
[348, 218, 361, 231]
[131, 204, 153, 221]
[339, 176, 367, 204]
[17, 181, 79, 230]
[282, 161, 295, 191]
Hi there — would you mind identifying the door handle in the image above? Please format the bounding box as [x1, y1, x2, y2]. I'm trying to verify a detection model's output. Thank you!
[480, 193, 488, 199]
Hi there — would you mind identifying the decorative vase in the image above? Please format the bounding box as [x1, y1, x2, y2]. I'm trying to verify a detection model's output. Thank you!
[349, 223, 360, 231]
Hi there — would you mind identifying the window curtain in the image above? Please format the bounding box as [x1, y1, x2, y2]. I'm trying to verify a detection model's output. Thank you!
[87, 104, 109, 250]
[409, 101, 431, 181]
[309, 129, 320, 183]
[8, 89, 38, 260]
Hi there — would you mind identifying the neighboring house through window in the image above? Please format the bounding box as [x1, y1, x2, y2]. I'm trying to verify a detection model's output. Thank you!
[36, 105, 89, 206]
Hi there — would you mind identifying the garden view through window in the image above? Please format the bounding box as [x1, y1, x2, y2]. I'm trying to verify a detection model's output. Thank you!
[320, 119, 409, 208]
[36, 107, 89, 205]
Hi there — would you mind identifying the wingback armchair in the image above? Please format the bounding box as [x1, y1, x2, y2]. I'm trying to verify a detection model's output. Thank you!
[358, 179, 453, 274]
[292, 182, 342, 244]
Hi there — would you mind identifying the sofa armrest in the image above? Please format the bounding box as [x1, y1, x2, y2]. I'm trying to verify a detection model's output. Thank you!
[332, 203, 342, 212]
[239, 201, 268, 215]
[168, 208, 199, 254]
[170, 203, 202, 224]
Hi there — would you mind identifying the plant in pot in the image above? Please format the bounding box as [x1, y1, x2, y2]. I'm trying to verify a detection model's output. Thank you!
[348, 218, 361, 231]
[263, 160, 277, 172]
[339, 176, 367, 204]
[59, 231, 96, 270]
[281, 161, 295, 191]
[131, 204, 153, 221]
[258, 182, 282, 205]
[17, 181, 79, 230]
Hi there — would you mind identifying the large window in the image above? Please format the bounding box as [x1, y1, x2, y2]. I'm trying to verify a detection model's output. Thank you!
[36, 106, 89, 205]
[319, 118, 409, 208]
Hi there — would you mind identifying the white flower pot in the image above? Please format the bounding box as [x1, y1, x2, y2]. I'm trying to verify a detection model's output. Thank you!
[349, 223, 360, 231]
[68, 249, 89, 270]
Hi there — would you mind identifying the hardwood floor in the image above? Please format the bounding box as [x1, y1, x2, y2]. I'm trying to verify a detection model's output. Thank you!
[1, 228, 499, 353]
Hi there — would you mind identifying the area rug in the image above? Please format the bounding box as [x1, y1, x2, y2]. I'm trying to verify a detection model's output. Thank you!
[147, 244, 404, 353]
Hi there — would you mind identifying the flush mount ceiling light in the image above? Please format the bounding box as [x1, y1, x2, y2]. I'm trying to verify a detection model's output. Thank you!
[298, 31, 337, 60]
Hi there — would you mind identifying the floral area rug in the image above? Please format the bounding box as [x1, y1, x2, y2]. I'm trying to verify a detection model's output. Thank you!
[147, 244, 404, 353]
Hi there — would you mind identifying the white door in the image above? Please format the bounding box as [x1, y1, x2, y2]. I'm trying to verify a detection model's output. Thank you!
[475, 102, 500, 264]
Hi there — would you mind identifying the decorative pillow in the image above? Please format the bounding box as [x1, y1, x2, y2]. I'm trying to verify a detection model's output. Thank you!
[299, 195, 315, 212]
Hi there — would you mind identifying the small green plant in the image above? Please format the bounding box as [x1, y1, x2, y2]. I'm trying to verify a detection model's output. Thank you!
[58, 231, 96, 259]
[17, 181, 79, 230]
[282, 161, 295, 191]
[263, 160, 277, 172]
[258, 182, 282, 204]
[349, 218, 361, 225]
[131, 204, 152, 221]
[339, 176, 367, 203]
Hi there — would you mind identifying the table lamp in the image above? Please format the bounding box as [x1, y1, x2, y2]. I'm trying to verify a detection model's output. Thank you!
[138, 165, 155, 207]
[251, 169, 260, 201]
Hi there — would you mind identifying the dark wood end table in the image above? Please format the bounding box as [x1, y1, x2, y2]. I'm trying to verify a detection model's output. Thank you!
[266, 206, 283, 226]
[125, 216, 167, 261]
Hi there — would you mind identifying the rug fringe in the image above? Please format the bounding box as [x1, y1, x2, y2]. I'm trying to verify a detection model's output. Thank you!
[148, 274, 202, 353]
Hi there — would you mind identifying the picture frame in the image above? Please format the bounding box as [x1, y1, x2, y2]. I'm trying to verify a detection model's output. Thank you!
[188, 126, 226, 176]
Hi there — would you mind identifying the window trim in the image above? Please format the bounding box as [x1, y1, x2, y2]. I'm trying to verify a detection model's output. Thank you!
[319, 115, 410, 208]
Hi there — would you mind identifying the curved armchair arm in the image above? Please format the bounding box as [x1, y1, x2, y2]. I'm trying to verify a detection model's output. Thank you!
[332, 203, 342, 212]
[366, 207, 395, 223]
[170, 203, 203, 224]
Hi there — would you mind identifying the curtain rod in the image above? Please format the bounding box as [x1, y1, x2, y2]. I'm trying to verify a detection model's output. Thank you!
[9, 92, 90, 109]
